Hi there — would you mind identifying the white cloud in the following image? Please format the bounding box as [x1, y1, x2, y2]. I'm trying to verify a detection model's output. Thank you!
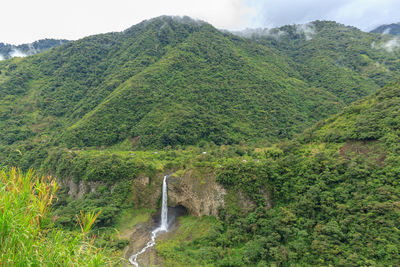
[10, 49, 27, 58]
[0, 54, 4, 61]
[0, 0, 254, 44]
[249, 0, 400, 31]
[1, 0, 399, 44]
[372, 38, 400, 52]
[295, 23, 316, 41]
[232, 28, 287, 39]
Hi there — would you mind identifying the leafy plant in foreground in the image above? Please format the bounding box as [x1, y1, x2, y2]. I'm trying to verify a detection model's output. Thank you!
[0, 167, 119, 266]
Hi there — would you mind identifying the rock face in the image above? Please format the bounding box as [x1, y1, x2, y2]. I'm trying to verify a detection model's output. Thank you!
[59, 169, 270, 218]
[58, 178, 106, 198]
[167, 170, 226, 217]
[132, 170, 226, 217]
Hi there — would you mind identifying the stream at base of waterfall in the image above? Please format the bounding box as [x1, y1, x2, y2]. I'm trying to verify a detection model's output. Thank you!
[129, 175, 168, 267]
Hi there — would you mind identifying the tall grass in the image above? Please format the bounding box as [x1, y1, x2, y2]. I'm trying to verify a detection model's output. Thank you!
[0, 167, 117, 266]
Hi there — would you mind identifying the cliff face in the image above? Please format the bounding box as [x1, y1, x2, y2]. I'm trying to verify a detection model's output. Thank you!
[131, 170, 226, 217]
[60, 168, 271, 217]
[59, 178, 108, 198]
[131, 169, 272, 217]
[167, 170, 226, 216]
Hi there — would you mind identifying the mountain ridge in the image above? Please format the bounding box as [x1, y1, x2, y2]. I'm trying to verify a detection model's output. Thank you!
[371, 22, 400, 35]
[1, 16, 400, 168]
[0, 38, 68, 59]
[2, 16, 400, 267]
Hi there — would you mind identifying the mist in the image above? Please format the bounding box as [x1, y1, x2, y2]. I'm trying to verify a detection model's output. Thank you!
[295, 23, 316, 40]
[10, 49, 28, 58]
[232, 28, 287, 40]
[372, 37, 400, 52]
[383, 38, 400, 52]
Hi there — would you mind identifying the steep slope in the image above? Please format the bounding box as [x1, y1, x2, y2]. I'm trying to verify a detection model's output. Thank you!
[0, 16, 346, 168]
[2, 17, 400, 169]
[0, 17, 223, 167]
[62, 22, 341, 148]
[240, 21, 400, 103]
[371, 23, 400, 35]
[303, 79, 400, 143]
[0, 39, 68, 59]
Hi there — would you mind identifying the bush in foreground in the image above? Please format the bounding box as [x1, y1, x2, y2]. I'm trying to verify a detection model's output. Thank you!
[0, 167, 117, 266]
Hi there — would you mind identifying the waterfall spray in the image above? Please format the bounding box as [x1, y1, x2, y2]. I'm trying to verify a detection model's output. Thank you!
[129, 175, 168, 266]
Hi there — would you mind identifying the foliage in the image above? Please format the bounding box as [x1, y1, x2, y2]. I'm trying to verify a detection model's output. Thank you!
[156, 216, 219, 266]
[303, 80, 400, 143]
[2, 16, 400, 267]
[152, 141, 400, 266]
[0, 167, 118, 266]
[1, 17, 382, 168]
[249, 21, 400, 103]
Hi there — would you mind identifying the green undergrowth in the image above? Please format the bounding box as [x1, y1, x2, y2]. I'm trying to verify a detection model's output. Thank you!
[92, 208, 154, 253]
[156, 216, 218, 267]
[0, 168, 119, 266]
[115, 208, 154, 234]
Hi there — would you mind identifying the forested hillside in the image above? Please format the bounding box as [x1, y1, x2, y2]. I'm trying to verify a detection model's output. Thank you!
[303, 80, 400, 142]
[41, 81, 400, 266]
[239, 21, 400, 103]
[2, 16, 400, 266]
[2, 17, 400, 171]
[156, 81, 400, 266]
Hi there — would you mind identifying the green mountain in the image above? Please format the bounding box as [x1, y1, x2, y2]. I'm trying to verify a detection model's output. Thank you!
[1, 16, 362, 168]
[371, 23, 400, 35]
[2, 16, 400, 266]
[0, 39, 68, 59]
[1, 17, 399, 167]
[240, 21, 400, 103]
[158, 80, 400, 266]
[3, 18, 400, 169]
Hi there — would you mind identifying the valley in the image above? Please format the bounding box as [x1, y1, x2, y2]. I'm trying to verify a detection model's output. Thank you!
[1, 15, 400, 266]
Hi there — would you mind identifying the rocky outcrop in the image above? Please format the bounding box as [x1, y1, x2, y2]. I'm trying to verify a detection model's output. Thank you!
[132, 170, 226, 217]
[167, 170, 226, 217]
[60, 169, 270, 217]
[58, 178, 107, 198]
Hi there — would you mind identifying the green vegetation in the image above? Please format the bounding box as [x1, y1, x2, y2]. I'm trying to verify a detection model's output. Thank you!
[2, 16, 400, 266]
[249, 21, 400, 103]
[0, 168, 118, 266]
[156, 216, 218, 266]
[303, 80, 400, 143]
[115, 208, 154, 233]
[5, 17, 400, 170]
[146, 81, 400, 266]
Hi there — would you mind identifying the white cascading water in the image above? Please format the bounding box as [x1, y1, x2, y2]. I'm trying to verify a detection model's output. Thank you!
[160, 175, 168, 230]
[129, 175, 168, 266]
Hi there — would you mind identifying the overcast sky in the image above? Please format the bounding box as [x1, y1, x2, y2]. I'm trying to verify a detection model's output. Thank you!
[1, 0, 399, 44]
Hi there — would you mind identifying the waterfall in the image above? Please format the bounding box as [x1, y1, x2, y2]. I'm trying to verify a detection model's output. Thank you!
[160, 175, 168, 230]
[129, 175, 168, 267]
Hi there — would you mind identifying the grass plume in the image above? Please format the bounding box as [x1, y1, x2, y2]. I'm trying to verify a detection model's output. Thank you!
[0, 167, 117, 266]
